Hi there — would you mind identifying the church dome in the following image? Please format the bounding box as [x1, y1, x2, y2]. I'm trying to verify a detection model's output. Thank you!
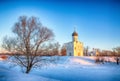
[72, 31, 78, 36]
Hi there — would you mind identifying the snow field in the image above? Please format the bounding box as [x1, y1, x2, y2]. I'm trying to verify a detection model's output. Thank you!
[0, 56, 120, 81]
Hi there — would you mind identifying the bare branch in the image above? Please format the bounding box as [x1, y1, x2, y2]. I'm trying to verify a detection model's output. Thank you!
[2, 16, 54, 73]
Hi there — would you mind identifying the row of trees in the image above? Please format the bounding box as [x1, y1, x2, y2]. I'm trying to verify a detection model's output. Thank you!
[83, 46, 120, 56]
[94, 47, 120, 56]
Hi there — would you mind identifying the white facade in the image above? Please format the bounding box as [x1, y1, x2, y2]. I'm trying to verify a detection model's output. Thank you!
[65, 42, 74, 56]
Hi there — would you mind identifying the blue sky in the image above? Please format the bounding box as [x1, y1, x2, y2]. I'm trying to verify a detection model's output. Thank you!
[0, 0, 120, 50]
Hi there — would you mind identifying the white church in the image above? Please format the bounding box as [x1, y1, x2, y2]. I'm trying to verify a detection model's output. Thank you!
[65, 30, 83, 56]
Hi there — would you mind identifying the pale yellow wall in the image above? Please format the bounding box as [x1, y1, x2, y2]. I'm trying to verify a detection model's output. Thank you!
[73, 41, 83, 56]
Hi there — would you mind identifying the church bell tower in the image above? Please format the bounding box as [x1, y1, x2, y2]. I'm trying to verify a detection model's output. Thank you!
[71, 29, 83, 56]
[72, 30, 78, 42]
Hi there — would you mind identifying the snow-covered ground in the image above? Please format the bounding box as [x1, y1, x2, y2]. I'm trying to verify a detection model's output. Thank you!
[0, 56, 120, 81]
[0, 61, 59, 81]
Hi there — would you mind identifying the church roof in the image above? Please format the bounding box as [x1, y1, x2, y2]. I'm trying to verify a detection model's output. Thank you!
[72, 31, 78, 36]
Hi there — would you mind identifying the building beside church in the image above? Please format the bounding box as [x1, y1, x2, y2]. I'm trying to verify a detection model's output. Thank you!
[65, 30, 83, 56]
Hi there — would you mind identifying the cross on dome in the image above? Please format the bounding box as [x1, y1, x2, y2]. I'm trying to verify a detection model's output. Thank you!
[72, 26, 78, 36]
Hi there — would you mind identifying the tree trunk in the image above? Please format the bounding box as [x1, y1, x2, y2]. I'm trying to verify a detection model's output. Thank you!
[117, 59, 119, 65]
[26, 67, 31, 73]
[25, 65, 32, 73]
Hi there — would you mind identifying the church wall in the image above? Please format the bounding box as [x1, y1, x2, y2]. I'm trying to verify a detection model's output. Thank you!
[65, 41, 83, 56]
[66, 42, 74, 56]
[73, 41, 83, 56]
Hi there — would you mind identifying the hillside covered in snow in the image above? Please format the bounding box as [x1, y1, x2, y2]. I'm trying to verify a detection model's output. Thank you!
[0, 56, 120, 81]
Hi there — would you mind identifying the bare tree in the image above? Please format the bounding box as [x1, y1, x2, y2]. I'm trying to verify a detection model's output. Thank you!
[60, 44, 66, 56]
[52, 42, 60, 55]
[2, 16, 54, 73]
[114, 47, 120, 56]
[84, 46, 89, 56]
[113, 47, 120, 65]
[2, 36, 16, 52]
[43, 42, 60, 56]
